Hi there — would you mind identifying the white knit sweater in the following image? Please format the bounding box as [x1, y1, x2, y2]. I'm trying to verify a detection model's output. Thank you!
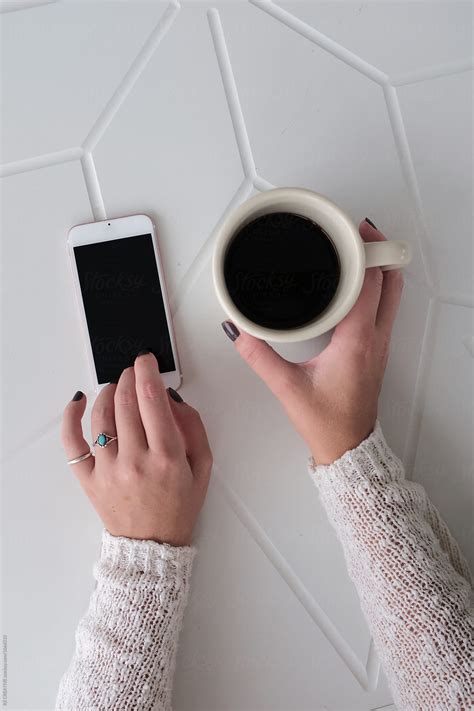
[56, 423, 472, 710]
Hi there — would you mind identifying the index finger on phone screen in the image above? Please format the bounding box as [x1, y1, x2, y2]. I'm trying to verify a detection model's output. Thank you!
[134, 351, 181, 454]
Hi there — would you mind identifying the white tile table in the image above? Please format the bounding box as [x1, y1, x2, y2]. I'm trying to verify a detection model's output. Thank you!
[1, 1, 472, 709]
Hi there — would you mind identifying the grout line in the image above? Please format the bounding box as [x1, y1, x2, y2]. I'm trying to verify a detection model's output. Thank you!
[437, 292, 474, 309]
[250, 0, 388, 85]
[170, 177, 253, 316]
[0, 147, 83, 178]
[402, 296, 440, 473]
[82, 1, 180, 153]
[391, 58, 473, 87]
[364, 637, 380, 692]
[212, 470, 370, 689]
[208, 8, 256, 180]
[253, 174, 276, 192]
[382, 84, 436, 291]
[0, 0, 58, 13]
[463, 335, 474, 359]
[81, 152, 106, 221]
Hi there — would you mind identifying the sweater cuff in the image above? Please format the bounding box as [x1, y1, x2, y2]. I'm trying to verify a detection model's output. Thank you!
[308, 420, 404, 489]
[100, 529, 196, 579]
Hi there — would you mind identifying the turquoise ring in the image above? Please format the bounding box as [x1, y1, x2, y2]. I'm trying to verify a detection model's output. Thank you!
[93, 432, 118, 449]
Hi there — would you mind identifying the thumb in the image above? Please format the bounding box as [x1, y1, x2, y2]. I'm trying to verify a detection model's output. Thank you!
[61, 391, 94, 479]
[221, 321, 297, 398]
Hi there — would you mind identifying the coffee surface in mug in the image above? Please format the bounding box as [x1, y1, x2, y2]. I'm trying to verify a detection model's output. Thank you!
[223, 212, 341, 330]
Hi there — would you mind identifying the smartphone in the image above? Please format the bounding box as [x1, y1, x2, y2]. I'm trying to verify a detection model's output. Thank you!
[68, 214, 182, 390]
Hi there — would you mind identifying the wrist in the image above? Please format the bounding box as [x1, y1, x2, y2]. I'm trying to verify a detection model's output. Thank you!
[310, 424, 377, 465]
[308, 420, 403, 488]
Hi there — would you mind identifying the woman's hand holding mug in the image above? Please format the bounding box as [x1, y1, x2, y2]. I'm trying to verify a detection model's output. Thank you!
[222, 220, 404, 464]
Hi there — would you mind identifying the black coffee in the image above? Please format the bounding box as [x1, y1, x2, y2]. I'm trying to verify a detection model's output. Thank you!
[223, 212, 341, 330]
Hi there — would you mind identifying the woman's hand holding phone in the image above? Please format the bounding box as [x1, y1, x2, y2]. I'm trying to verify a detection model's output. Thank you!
[224, 220, 404, 464]
[61, 352, 212, 547]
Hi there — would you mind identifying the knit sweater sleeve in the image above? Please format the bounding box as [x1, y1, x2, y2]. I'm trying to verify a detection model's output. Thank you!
[55, 530, 195, 711]
[308, 420, 473, 710]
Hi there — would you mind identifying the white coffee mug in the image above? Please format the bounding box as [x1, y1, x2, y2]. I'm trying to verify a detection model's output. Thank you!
[213, 188, 412, 343]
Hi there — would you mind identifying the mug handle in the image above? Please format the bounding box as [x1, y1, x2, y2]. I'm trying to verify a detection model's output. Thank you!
[363, 240, 412, 271]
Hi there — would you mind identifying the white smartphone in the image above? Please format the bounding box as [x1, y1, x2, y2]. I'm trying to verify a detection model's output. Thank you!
[68, 214, 182, 391]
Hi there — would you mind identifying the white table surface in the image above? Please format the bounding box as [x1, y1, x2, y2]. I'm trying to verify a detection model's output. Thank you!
[1, 1, 472, 709]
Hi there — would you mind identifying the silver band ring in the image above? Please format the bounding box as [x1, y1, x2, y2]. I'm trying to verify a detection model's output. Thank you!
[68, 450, 93, 465]
[93, 432, 118, 448]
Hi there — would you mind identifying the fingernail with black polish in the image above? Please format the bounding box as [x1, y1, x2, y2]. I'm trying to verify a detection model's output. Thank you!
[168, 387, 184, 403]
[136, 349, 151, 358]
[72, 391, 84, 402]
[365, 217, 378, 229]
[221, 320, 240, 342]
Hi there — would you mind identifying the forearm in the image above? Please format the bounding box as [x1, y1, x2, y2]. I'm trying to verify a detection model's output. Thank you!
[309, 421, 473, 710]
[56, 531, 195, 711]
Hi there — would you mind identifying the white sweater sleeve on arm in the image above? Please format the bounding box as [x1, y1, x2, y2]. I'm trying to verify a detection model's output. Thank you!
[56, 530, 195, 711]
[308, 420, 473, 710]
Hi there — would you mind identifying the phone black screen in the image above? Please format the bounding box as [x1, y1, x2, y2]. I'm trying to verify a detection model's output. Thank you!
[73, 233, 176, 384]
